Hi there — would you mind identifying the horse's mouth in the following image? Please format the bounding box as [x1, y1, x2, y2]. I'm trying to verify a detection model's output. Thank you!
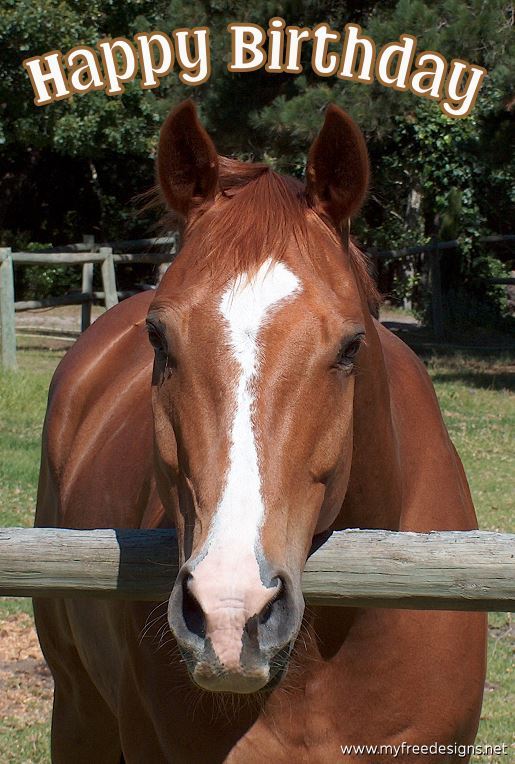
[263, 645, 292, 690]
[176, 642, 293, 694]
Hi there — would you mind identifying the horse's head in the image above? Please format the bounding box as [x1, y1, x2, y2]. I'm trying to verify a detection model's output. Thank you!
[148, 100, 372, 693]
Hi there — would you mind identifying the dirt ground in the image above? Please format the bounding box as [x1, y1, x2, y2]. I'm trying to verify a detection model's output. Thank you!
[0, 614, 53, 725]
[16, 304, 104, 336]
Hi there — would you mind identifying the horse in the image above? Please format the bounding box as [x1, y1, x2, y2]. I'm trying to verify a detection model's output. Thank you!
[34, 100, 486, 763]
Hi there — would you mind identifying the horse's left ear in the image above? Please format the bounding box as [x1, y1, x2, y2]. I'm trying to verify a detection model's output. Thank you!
[157, 99, 219, 219]
[306, 104, 369, 225]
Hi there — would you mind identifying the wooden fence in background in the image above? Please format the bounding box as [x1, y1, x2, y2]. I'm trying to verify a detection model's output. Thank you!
[0, 527, 514, 611]
[0, 234, 178, 369]
[1, 233, 513, 370]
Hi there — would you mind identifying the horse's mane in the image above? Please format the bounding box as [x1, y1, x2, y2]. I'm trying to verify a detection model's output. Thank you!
[160, 156, 380, 316]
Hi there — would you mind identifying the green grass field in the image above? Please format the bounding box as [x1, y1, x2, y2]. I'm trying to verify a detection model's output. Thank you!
[0, 342, 513, 762]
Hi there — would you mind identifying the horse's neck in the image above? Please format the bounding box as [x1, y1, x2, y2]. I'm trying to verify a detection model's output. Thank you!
[338, 309, 403, 531]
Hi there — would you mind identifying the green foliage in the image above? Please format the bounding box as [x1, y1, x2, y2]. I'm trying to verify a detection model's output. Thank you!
[8, 242, 81, 301]
[366, 101, 513, 328]
[15, 264, 81, 300]
[0, 0, 513, 327]
[443, 253, 513, 333]
[237, 1, 514, 328]
[0, 1, 166, 242]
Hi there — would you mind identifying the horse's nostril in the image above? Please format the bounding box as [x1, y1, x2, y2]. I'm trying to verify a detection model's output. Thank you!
[182, 574, 206, 640]
[259, 577, 285, 626]
[260, 601, 274, 625]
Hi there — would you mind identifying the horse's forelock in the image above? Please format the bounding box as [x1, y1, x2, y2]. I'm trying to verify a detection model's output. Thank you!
[152, 157, 380, 313]
[197, 165, 308, 282]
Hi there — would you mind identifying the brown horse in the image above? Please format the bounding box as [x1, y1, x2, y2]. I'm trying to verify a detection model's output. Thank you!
[34, 101, 486, 763]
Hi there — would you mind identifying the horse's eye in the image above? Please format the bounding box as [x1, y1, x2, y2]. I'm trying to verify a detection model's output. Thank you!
[146, 322, 166, 354]
[335, 333, 364, 368]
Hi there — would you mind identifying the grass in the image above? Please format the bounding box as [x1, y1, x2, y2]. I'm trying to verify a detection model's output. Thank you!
[0, 347, 64, 621]
[424, 351, 514, 762]
[0, 341, 513, 762]
[0, 722, 50, 764]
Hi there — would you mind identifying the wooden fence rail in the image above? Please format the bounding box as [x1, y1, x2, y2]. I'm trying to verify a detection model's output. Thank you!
[14, 290, 142, 312]
[10, 251, 175, 265]
[0, 527, 513, 611]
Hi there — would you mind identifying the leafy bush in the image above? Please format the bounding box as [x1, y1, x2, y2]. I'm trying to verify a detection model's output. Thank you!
[14, 264, 81, 301]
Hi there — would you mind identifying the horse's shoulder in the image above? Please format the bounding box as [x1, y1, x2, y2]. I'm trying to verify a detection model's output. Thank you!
[376, 319, 451, 440]
[42, 292, 155, 491]
[48, 291, 154, 408]
[376, 321, 477, 529]
[376, 320, 438, 402]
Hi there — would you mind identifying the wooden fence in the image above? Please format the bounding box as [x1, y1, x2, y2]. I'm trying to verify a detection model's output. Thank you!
[0, 527, 514, 611]
[0, 234, 178, 370]
[1, 233, 513, 370]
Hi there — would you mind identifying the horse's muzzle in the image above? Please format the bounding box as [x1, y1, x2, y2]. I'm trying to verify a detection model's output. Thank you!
[167, 563, 304, 693]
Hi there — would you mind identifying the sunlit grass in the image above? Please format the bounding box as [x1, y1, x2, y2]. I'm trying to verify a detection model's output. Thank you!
[425, 352, 514, 761]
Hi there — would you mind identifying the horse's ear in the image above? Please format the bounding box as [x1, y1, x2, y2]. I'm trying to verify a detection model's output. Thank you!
[157, 99, 218, 218]
[306, 104, 369, 225]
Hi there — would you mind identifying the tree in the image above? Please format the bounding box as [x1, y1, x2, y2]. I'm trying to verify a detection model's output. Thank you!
[0, 0, 513, 327]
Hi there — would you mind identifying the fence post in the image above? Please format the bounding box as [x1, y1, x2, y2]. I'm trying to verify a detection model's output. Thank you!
[81, 263, 94, 331]
[0, 248, 17, 370]
[403, 259, 414, 313]
[100, 247, 118, 310]
[82, 233, 95, 250]
[430, 238, 444, 339]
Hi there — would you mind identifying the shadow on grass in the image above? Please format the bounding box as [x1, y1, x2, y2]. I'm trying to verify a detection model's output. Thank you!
[429, 370, 514, 393]
[381, 322, 514, 392]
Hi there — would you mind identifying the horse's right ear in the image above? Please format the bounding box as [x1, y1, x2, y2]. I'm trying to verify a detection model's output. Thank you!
[157, 100, 219, 219]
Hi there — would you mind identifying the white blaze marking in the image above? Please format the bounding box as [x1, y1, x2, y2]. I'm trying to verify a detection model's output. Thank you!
[215, 258, 300, 550]
[188, 259, 301, 669]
